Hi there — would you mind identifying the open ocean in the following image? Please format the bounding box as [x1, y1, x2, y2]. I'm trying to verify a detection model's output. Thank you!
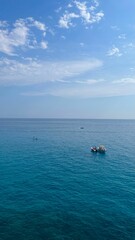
[0, 119, 135, 240]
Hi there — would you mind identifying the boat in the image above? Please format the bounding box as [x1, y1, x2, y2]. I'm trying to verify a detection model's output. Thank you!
[33, 136, 38, 141]
[91, 145, 106, 153]
[97, 145, 106, 153]
[91, 146, 98, 152]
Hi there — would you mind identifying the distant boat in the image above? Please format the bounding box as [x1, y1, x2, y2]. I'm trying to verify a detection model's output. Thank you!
[91, 145, 106, 153]
[91, 146, 97, 152]
[33, 136, 38, 141]
[80, 127, 84, 129]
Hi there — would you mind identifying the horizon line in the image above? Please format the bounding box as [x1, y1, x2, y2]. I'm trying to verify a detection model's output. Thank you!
[0, 117, 135, 120]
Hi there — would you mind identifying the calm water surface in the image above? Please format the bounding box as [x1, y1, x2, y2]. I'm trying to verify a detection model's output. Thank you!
[0, 119, 135, 240]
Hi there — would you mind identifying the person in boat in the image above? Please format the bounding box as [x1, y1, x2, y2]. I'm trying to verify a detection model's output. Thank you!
[91, 146, 97, 152]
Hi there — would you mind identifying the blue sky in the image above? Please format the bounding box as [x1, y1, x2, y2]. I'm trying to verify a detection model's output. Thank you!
[0, 0, 135, 118]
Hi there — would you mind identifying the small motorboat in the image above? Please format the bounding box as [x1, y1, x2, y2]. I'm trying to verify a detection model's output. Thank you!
[97, 145, 106, 153]
[91, 145, 106, 153]
[91, 146, 98, 152]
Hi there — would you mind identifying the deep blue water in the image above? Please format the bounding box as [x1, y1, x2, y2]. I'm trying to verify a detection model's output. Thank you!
[0, 119, 135, 240]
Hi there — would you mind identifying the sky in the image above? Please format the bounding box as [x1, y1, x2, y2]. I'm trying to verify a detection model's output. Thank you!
[0, 0, 135, 119]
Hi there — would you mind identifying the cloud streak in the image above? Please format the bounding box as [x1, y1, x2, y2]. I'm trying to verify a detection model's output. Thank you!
[1, 57, 134, 99]
[23, 77, 135, 98]
[0, 58, 103, 86]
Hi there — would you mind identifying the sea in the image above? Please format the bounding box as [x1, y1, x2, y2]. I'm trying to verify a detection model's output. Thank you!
[0, 119, 135, 240]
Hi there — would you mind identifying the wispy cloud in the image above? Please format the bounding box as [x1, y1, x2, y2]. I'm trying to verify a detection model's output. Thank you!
[28, 17, 46, 31]
[112, 77, 135, 84]
[0, 18, 47, 55]
[111, 25, 119, 31]
[118, 34, 126, 39]
[127, 43, 135, 48]
[22, 78, 135, 98]
[0, 58, 102, 86]
[0, 20, 8, 27]
[58, 0, 104, 28]
[80, 42, 84, 47]
[107, 46, 122, 57]
[75, 79, 104, 84]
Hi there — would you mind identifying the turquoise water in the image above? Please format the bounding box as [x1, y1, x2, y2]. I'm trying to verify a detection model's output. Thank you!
[0, 119, 135, 240]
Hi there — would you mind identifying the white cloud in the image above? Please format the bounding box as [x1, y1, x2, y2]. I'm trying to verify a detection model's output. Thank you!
[48, 28, 55, 36]
[107, 46, 122, 57]
[74, 1, 91, 23]
[68, 4, 73, 8]
[55, 7, 62, 13]
[0, 20, 8, 27]
[22, 79, 135, 98]
[112, 78, 135, 84]
[29, 18, 46, 31]
[93, 0, 99, 7]
[118, 34, 126, 39]
[58, 0, 104, 28]
[0, 18, 47, 55]
[127, 43, 135, 48]
[61, 35, 66, 39]
[74, 1, 104, 24]
[0, 58, 103, 86]
[0, 25, 28, 55]
[80, 42, 84, 47]
[20, 74, 135, 98]
[59, 12, 79, 28]
[0, 30, 13, 56]
[92, 12, 104, 23]
[111, 25, 119, 31]
[40, 41, 48, 49]
[11, 21, 29, 47]
[1, 57, 134, 98]
[75, 79, 104, 84]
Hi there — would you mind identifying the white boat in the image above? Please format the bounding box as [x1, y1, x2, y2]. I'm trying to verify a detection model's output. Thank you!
[91, 146, 98, 152]
[91, 145, 106, 153]
[97, 145, 106, 153]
